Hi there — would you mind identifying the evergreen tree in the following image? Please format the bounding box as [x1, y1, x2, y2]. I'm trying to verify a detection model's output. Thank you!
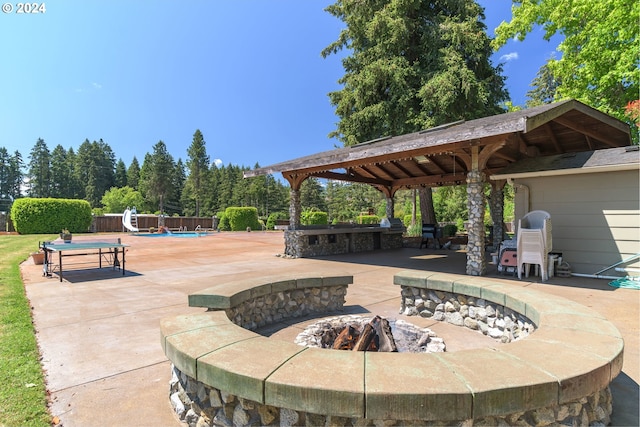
[300, 177, 327, 211]
[230, 165, 249, 207]
[0, 148, 13, 198]
[205, 162, 222, 214]
[50, 145, 78, 198]
[8, 150, 24, 200]
[127, 156, 141, 190]
[526, 61, 561, 108]
[244, 163, 288, 218]
[323, 0, 508, 222]
[185, 129, 210, 217]
[325, 180, 351, 222]
[139, 141, 175, 213]
[27, 138, 51, 197]
[75, 139, 116, 207]
[65, 148, 82, 198]
[169, 158, 186, 215]
[115, 159, 128, 188]
[138, 153, 153, 212]
[264, 174, 289, 216]
[216, 165, 235, 211]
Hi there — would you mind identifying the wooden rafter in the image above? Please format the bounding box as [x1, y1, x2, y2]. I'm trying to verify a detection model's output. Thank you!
[391, 161, 414, 178]
[314, 170, 391, 187]
[543, 123, 564, 154]
[426, 156, 448, 174]
[552, 116, 621, 147]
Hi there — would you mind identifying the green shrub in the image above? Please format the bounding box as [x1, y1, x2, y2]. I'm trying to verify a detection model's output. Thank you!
[357, 214, 379, 225]
[442, 224, 458, 237]
[405, 223, 422, 237]
[301, 210, 328, 225]
[402, 214, 422, 227]
[216, 211, 230, 231]
[266, 212, 288, 230]
[11, 198, 92, 234]
[225, 207, 261, 231]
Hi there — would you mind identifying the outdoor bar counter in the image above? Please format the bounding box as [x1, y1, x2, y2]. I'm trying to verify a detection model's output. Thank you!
[284, 224, 404, 258]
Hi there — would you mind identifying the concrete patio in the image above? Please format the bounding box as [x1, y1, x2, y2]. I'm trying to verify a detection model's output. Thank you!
[20, 231, 639, 426]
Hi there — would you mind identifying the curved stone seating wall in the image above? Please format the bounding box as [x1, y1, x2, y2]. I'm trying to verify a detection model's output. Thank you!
[188, 275, 350, 331]
[399, 280, 536, 343]
[161, 272, 624, 426]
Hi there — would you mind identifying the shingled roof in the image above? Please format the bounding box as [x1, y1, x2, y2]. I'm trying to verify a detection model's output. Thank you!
[491, 146, 639, 179]
[245, 99, 631, 193]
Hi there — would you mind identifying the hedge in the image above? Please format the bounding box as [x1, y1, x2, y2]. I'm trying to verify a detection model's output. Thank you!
[357, 214, 379, 225]
[266, 212, 288, 230]
[224, 207, 261, 231]
[11, 198, 92, 234]
[301, 210, 328, 225]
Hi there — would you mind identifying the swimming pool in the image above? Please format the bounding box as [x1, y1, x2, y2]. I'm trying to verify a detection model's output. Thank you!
[135, 231, 211, 238]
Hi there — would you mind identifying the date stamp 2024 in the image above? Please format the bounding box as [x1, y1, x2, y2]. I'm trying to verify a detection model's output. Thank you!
[2, 3, 46, 14]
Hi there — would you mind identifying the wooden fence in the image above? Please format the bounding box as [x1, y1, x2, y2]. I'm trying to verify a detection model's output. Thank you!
[92, 215, 216, 233]
[2, 214, 217, 234]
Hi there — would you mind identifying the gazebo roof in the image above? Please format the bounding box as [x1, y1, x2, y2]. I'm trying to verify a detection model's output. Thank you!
[245, 99, 631, 193]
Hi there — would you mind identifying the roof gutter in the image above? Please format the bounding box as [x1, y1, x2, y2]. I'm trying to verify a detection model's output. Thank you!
[490, 163, 639, 181]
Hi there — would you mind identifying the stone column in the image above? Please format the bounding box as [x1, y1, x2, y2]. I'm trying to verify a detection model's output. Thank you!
[289, 188, 301, 230]
[466, 170, 486, 276]
[385, 197, 394, 219]
[489, 180, 506, 251]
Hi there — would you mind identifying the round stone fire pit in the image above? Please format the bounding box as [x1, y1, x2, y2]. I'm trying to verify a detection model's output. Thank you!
[161, 273, 623, 426]
[294, 314, 446, 353]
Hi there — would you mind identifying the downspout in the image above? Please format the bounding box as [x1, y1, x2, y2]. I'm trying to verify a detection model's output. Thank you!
[507, 178, 529, 215]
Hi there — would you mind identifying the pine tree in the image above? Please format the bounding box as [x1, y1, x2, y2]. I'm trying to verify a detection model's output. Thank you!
[115, 159, 128, 188]
[139, 141, 175, 213]
[127, 157, 141, 190]
[8, 150, 24, 200]
[27, 138, 51, 198]
[526, 61, 561, 108]
[0, 148, 13, 198]
[300, 177, 327, 211]
[75, 139, 116, 207]
[185, 129, 210, 217]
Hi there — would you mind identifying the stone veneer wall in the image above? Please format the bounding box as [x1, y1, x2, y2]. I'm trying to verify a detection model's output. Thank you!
[224, 285, 348, 331]
[399, 286, 535, 343]
[170, 365, 613, 427]
[284, 229, 403, 258]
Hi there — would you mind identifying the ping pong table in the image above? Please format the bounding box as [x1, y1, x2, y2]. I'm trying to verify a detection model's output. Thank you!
[41, 239, 129, 282]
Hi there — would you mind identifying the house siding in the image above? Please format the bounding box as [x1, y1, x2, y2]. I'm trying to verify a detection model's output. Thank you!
[513, 169, 640, 275]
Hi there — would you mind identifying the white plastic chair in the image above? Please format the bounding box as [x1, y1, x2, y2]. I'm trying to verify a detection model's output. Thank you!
[519, 210, 552, 253]
[517, 229, 548, 281]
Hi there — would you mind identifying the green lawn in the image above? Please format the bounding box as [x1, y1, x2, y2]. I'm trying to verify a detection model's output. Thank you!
[0, 234, 54, 427]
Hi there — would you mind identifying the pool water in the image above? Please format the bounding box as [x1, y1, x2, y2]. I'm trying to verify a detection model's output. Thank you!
[135, 231, 210, 238]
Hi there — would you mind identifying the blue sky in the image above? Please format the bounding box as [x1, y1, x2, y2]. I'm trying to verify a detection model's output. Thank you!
[1, 1, 562, 170]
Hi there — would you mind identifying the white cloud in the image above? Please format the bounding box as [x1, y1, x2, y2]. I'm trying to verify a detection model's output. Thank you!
[499, 52, 519, 62]
[92, 82, 102, 89]
[213, 158, 223, 167]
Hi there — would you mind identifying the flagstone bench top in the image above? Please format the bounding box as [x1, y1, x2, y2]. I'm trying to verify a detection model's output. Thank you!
[187, 275, 353, 310]
[160, 272, 624, 421]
